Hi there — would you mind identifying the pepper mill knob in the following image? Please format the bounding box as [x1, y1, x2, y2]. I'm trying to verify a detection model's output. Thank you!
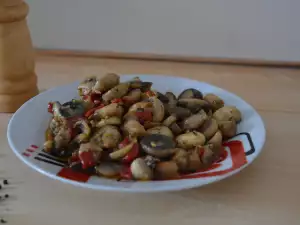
[0, 0, 38, 112]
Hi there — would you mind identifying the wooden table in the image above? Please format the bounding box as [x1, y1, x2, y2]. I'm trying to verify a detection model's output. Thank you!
[1, 55, 300, 224]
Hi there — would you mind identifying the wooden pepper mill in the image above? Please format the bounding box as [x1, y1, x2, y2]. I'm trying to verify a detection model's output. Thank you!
[0, 0, 38, 112]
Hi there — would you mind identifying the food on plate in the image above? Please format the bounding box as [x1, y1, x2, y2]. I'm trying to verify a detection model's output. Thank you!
[44, 73, 242, 181]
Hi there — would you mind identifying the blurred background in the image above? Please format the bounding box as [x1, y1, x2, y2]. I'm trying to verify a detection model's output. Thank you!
[27, 0, 300, 62]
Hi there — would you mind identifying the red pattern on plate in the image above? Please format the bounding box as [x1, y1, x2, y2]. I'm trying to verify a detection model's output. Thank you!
[57, 168, 91, 182]
[22, 152, 31, 157]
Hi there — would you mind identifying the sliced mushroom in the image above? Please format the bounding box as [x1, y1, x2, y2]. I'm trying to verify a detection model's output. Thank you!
[169, 122, 183, 136]
[93, 103, 124, 119]
[149, 97, 165, 122]
[129, 81, 153, 92]
[177, 98, 211, 113]
[165, 105, 191, 119]
[176, 131, 206, 149]
[198, 118, 218, 139]
[143, 121, 162, 129]
[123, 119, 146, 137]
[154, 161, 179, 179]
[178, 88, 203, 99]
[165, 92, 177, 106]
[95, 162, 122, 177]
[91, 125, 121, 149]
[95, 117, 122, 128]
[72, 119, 91, 143]
[92, 73, 120, 93]
[78, 76, 97, 96]
[187, 149, 202, 172]
[140, 134, 177, 158]
[156, 92, 170, 103]
[162, 115, 177, 127]
[147, 126, 174, 138]
[60, 100, 86, 118]
[213, 106, 241, 123]
[172, 149, 189, 171]
[182, 110, 208, 130]
[203, 94, 224, 111]
[79, 142, 103, 153]
[54, 127, 71, 149]
[144, 155, 160, 169]
[122, 89, 142, 105]
[127, 101, 153, 114]
[208, 130, 223, 147]
[102, 83, 130, 102]
[130, 158, 153, 180]
[199, 145, 215, 167]
[218, 120, 237, 139]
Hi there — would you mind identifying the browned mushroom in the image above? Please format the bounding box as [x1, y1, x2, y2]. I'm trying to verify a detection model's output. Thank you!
[221, 106, 242, 123]
[187, 149, 202, 172]
[218, 120, 237, 139]
[92, 73, 120, 93]
[147, 126, 174, 138]
[131, 158, 153, 180]
[182, 110, 208, 130]
[165, 105, 191, 119]
[91, 125, 121, 149]
[93, 103, 124, 119]
[123, 119, 146, 137]
[199, 145, 215, 167]
[177, 98, 211, 113]
[78, 76, 97, 96]
[154, 161, 179, 179]
[208, 130, 223, 148]
[203, 94, 224, 111]
[95, 162, 122, 178]
[176, 131, 206, 149]
[162, 115, 177, 127]
[165, 92, 177, 106]
[95, 117, 122, 128]
[172, 149, 189, 171]
[102, 83, 130, 102]
[169, 122, 182, 136]
[198, 118, 218, 139]
[213, 106, 242, 123]
[178, 88, 203, 99]
[143, 121, 162, 129]
[149, 97, 165, 122]
[122, 89, 142, 105]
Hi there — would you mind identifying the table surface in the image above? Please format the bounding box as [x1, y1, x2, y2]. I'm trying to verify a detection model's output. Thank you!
[1, 55, 300, 225]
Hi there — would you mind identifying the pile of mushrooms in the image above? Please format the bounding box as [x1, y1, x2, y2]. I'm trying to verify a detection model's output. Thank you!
[44, 73, 242, 181]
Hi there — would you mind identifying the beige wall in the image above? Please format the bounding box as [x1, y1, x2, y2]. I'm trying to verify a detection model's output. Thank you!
[27, 0, 300, 62]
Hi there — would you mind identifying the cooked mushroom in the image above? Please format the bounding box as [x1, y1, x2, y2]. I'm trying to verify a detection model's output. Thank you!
[147, 126, 174, 138]
[78, 76, 97, 96]
[169, 122, 182, 136]
[199, 145, 215, 167]
[177, 98, 211, 113]
[176, 131, 206, 149]
[165, 92, 177, 106]
[162, 115, 177, 127]
[123, 119, 146, 137]
[178, 88, 203, 99]
[144, 155, 160, 169]
[95, 162, 122, 177]
[72, 119, 91, 143]
[92, 73, 120, 93]
[129, 81, 153, 92]
[122, 89, 142, 105]
[213, 106, 241, 123]
[203, 94, 224, 111]
[102, 83, 130, 102]
[60, 100, 86, 118]
[165, 105, 191, 119]
[54, 127, 71, 149]
[156, 92, 170, 103]
[198, 118, 218, 139]
[149, 97, 165, 122]
[218, 120, 237, 139]
[172, 149, 189, 171]
[143, 121, 162, 129]
[93, 103, 124, 119]
[182, 110, 208, 130]
[91, 125, 121, 149]
[127, 101, 153, 114]
[79, 142, 103, 153]
[130, 158, 153, 180]
[208, 130, 223, 148]
[187, 149, 202, 172]
[140, 134, 177, 158]
[95, 117, 122, 128]
[154, 161, 179, 179]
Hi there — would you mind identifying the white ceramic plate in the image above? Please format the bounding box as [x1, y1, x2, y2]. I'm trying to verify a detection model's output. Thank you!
[7, 75, 265, 192]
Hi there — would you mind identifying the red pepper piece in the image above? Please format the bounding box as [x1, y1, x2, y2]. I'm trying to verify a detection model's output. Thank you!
[118, 137, 130, 149]
[79, 150, 100, 169]
[120, 165, 133, 180]
[145, 90, 156, 97]
[84, 104, 105, 118]
[122, 143, 139, 164]
[47, 102, 53, 113]
[111, 98, 123, 104]
[135, 111, 152, 122]
[90, 93, 102, 104]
